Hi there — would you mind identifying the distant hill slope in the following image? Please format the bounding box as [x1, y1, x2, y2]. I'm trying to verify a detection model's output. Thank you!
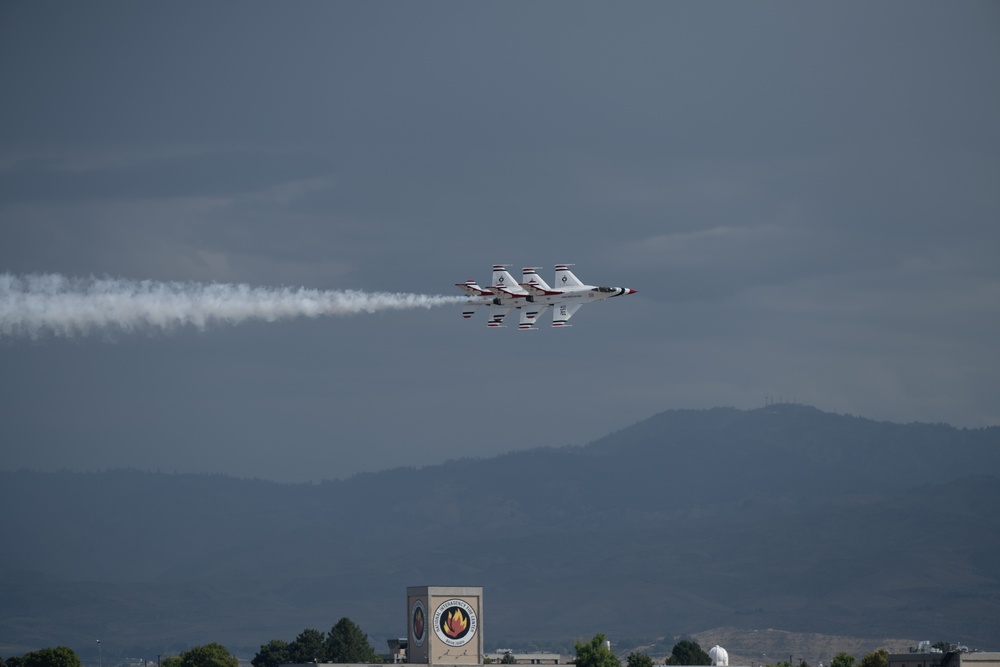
[2, 405, 998, 659]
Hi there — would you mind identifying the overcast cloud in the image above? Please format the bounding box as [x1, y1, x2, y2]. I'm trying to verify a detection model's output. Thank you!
[1, 2, 998, 482]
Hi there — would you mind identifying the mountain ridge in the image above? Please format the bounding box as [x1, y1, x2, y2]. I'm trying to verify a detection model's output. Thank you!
[2, 405, 998, 657]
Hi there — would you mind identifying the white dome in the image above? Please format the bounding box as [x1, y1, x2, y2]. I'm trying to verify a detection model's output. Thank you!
[708, 646, 729, 667]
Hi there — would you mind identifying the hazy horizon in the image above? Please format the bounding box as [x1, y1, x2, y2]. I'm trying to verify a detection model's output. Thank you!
[2, 2, 998, 482]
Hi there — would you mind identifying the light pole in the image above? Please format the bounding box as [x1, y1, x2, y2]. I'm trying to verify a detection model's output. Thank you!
[97, 640, 103, 667]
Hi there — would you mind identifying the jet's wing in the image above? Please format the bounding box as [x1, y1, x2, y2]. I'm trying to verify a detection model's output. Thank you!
[455, 280, 492, 297]
[518, 304, 550, 331]
[488, 285, 519, 297]
[487, 305, 514, 327]
[519, 282, 562, 296]
[488, 284, 529, 299]
[552, 302, 584, 327]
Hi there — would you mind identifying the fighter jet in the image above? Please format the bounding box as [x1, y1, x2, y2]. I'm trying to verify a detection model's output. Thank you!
[455, 265, 528, 327]
[456, 264, 636, 329]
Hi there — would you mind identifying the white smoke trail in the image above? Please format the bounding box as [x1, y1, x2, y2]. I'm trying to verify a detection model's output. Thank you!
[0, 273, 467, 339]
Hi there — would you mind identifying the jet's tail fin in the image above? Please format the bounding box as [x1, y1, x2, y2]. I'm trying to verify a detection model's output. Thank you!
[491, 265, 519, 291]
[554, 264, 584, 287]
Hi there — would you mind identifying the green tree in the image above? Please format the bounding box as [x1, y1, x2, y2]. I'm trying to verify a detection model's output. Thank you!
[160, 656, 182, 667]
[22, 647, 82, 667]
[252, 641, 291, 667]
[178, 644, 237, 667]
[667, 641, 711, 666]
[289, 629, 327, 664]
[859, 649, 888, 667]
[325, 618, 382, 664]
[626, 653, 654, 667]
[573, 634, 620, 667]
[830, 653, 856, 667]
[501, 655, 517, 665]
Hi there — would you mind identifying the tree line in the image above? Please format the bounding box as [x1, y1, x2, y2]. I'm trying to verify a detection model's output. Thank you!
[0, 618, 380, 667]
[0, 644, 237, 667]
[572, 636, 892, 667]
[0, 629, 902, 667]
[572, 635, 711, 667]
[251, 618, 382, 667]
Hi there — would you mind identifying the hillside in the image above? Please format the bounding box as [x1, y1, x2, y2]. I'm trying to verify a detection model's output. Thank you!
[2, 405, 998, 660]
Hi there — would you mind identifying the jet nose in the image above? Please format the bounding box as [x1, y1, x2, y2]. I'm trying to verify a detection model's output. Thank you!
[626, 288, 637, 295]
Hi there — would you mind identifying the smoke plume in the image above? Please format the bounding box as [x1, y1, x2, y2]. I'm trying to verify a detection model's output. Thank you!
[1, 273, 466, 339]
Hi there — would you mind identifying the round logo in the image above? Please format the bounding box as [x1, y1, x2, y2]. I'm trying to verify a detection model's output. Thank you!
[433, 598, 477, 647]
[411, 599, 426, 647]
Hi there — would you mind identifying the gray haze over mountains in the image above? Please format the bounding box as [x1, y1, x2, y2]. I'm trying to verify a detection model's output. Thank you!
[2, 3, 999, 484]
[2, 5, 998, 661]
[2, 406, 999, 660]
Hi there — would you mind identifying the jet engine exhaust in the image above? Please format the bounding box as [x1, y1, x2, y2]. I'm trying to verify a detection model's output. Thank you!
[0, 273, 466, 339]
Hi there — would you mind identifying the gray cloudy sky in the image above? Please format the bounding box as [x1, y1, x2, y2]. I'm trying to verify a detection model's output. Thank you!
[2, 2, 998, 482]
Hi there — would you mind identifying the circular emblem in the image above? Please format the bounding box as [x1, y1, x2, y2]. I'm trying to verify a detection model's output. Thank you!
[561, 275, 567, 282]
[411, 599, 426, 647]
[433, 598, 477, 647]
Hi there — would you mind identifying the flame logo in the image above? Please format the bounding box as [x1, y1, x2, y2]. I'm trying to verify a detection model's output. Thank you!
[413, 608, 424, 640]
[411, 599, 427, 647]
[433, 598, 477, 647]
[443, 608, 468, 637]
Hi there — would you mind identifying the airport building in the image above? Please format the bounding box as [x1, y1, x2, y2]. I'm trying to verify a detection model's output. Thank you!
[284, 586, 485, 667]
[284, 586, 998, 667]
[400, 586, 569, 665]
[888, 651, 1000, 667]
[482, 651, 568, 665]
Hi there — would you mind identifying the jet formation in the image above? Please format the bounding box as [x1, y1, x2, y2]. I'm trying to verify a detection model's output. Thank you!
[456, 265, 637, 329]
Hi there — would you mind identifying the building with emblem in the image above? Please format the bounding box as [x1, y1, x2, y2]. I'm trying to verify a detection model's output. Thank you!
[407, 586, 484, 666]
